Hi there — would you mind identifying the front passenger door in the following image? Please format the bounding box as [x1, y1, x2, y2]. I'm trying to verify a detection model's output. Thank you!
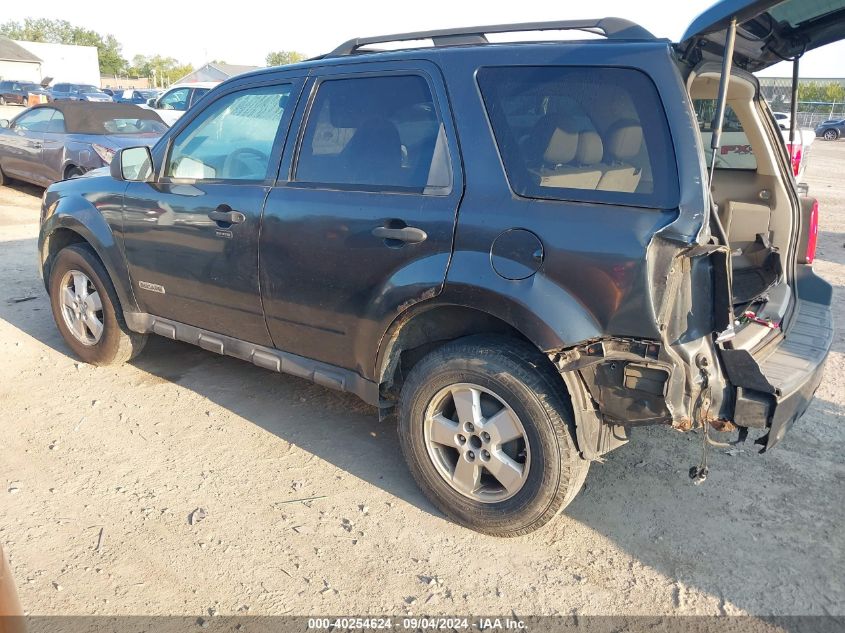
[122, 80, 303, 345]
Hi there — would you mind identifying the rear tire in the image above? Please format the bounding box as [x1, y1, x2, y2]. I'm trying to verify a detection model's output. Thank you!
[48, 244, 147, 365]
[398, 337, 589, 537]
[0, 164, 8, 187]
[65, 166, 84, 179]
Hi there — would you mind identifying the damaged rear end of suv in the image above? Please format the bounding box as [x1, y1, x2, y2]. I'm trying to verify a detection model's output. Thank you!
[544, 1, 838, 479]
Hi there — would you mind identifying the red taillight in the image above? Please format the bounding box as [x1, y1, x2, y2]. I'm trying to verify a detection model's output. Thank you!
[806, 199, 819, 265]
[786, 142, 802, 177]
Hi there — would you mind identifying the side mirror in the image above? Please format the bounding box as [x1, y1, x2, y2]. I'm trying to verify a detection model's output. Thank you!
[111, 146, 154, 182]
[146, 98, 157, 107]
[0, 120, 9, 129]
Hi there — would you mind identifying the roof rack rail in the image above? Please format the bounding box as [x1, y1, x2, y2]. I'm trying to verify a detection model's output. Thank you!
[328, 18, 655, 57]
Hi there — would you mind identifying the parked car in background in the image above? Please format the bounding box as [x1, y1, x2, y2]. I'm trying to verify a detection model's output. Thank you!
[0, 102, 166, 187]
[773, 111, 791, 130]
[114, 89, 160, 105]
[815, 118, 845, 140]
[782, 127, 814, 183]
[50, 83, 113, 102]
[0, 80, 52, 105]
[102, 88, 115, 97]
[142, 81, 217, 126]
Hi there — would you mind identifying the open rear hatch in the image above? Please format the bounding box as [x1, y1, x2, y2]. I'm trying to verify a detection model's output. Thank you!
[678, 0, 839, 449]
[679, 0, 845, 72]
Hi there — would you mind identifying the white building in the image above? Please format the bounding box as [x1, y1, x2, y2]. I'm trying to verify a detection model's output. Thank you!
[13, 40, 100, 86]
[0, 37, 42, 82]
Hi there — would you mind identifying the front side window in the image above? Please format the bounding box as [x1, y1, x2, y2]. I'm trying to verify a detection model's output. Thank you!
[478, 66, 678, 208]
[295, 74, 452, 193]
[13, 108, 56, 132]
[695, 100, 758, 170]
[159, 88, 190, 111]
[165, 84, 291, 181]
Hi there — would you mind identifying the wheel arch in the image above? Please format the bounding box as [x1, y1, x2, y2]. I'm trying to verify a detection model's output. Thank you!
[376, 303, 531, 394]
[39, 207, 137, 315]
[374, 291, 609, 461]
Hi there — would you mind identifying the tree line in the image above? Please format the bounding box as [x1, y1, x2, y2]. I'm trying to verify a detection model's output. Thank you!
[1, 18, 305, 84]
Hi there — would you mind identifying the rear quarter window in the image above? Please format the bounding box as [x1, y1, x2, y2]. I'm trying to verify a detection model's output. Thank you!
[478, 66, 679, 209]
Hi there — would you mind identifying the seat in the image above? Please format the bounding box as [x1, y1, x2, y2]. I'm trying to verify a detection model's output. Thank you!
[597, 119, 644, 193]
[525, 115, 604, 190]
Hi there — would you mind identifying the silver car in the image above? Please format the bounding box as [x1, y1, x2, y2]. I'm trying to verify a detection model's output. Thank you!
[0, 102, 167, 187]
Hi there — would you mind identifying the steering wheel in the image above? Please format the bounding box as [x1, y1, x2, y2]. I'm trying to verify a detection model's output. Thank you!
[222, 147, 268, 179]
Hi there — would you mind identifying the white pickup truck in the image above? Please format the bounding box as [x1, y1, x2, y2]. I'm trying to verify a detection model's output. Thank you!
[781, 126, 814, 186]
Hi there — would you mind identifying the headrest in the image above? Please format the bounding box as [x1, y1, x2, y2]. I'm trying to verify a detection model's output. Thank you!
[544, 127, 579, 165]
[606, 119, 643, 162]
[527, 114, 579, 166]
[575, 130, 603, 165]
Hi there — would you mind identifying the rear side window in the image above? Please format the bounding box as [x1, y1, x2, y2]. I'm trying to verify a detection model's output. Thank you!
[478, 66, 678, 208]
[294, 75, 452, 193]
[694, 100, 757, 170]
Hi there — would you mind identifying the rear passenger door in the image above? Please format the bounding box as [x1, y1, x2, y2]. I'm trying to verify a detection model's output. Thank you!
[260, 62, 463, 376]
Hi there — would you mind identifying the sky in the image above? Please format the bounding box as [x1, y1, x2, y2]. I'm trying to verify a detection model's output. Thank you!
[5, 0, 845, 78]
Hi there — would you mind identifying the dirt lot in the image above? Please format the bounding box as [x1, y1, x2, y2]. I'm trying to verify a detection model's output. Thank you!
[1, 141, 843, 618]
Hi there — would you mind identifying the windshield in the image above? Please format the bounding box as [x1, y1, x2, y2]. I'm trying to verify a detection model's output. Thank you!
[102, 118, 168, 134]
[77, 85, 101, 93]
[23, 84, 42, 91]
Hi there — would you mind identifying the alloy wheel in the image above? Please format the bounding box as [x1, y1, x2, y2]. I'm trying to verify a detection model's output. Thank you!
[824, 129, 838, 141]
[59, 269, 104, 346]
[423, 383, 531, 502]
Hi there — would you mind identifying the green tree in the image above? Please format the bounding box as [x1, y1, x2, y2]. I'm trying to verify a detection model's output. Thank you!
[265, 50, 305, 66]
[797, 81, 845, 103]
[126, 54, 193, 86]
[0, 17, 126, 75]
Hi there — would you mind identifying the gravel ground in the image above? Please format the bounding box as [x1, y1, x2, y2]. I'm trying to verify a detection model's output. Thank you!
[0, 141, 843, 618]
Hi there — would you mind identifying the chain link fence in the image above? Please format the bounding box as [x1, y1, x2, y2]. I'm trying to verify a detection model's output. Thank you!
[759, 77, 845, 128]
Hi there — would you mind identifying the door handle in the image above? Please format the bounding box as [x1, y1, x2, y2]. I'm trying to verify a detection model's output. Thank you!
[32, 142, 43, 149]
[372, 226, 427, 244]
[208, 208, 246, 225]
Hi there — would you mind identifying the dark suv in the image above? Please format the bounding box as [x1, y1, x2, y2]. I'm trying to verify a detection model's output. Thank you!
[36, 1, 836, 536]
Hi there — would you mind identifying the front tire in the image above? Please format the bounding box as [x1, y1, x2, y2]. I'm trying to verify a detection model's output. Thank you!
[823, 129, 840, 141]
[48, 244, 147, 365]
[398, 337, 589, 537]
